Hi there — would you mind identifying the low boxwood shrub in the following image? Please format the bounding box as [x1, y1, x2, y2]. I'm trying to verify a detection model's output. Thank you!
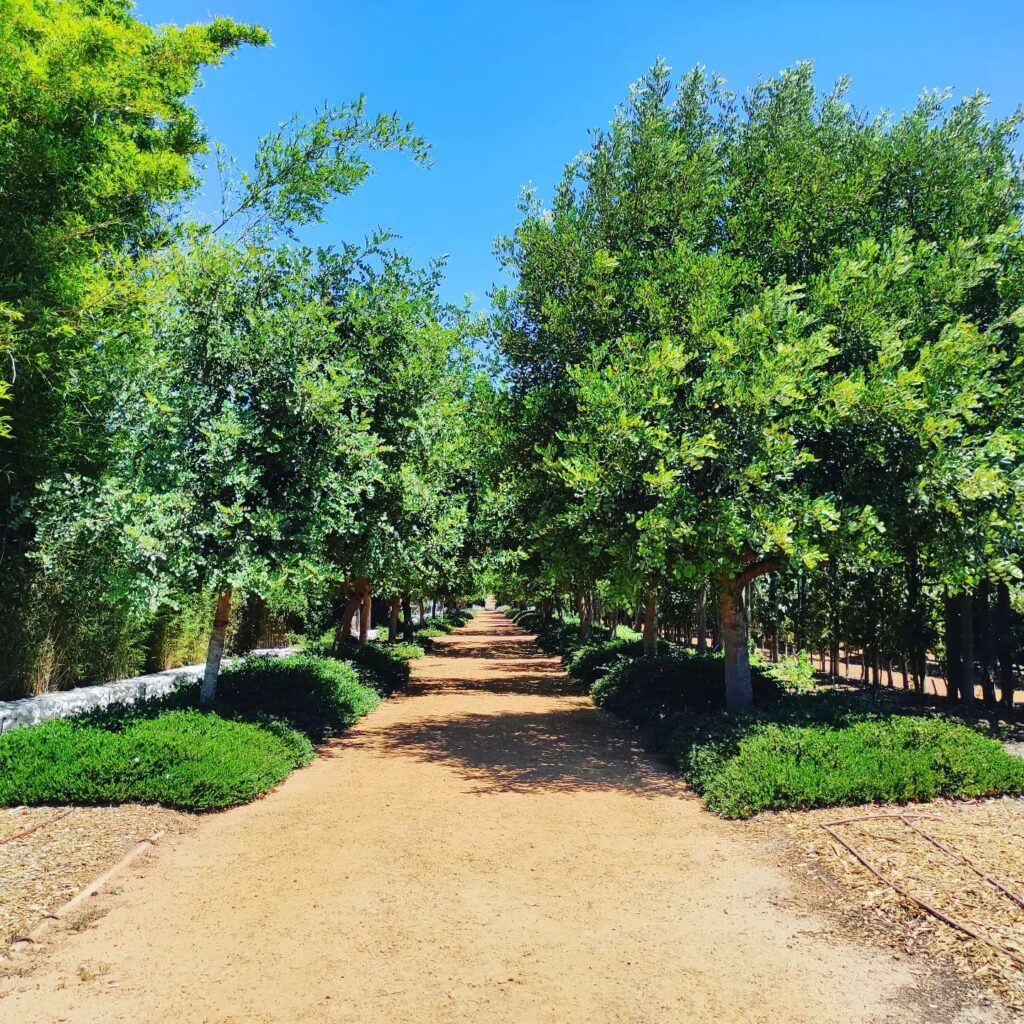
[591, 649, 781, 721]
[680, 713, 1024, 819]
[586, 649, 1024, 818]
[0, 710, 314, 810]
[567, 636, 670, 688]
[0, 653, 389, 811]
[220, 653, 380, 735]
[338, 643, 412, 696]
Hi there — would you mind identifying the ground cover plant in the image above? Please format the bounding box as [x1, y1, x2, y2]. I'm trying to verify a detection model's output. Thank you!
[583, 645, 1024, 818]
[0, 711, 313, 811]
[0, 654, 384, 810]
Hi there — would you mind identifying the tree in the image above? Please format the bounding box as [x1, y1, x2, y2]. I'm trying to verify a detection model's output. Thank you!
[495, 61, 1024, 711]
[0, 0, 269, 694]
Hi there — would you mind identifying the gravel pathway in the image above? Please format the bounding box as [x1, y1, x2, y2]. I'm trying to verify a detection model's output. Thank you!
[0, 612, 1004, 1023]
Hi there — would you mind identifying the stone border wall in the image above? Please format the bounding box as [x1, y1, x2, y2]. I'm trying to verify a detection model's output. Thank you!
[0, 648, 294, 734]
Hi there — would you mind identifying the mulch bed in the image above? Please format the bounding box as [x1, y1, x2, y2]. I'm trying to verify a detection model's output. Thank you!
[0, 805, 193, 948]
[760, 797, 1024, 1014]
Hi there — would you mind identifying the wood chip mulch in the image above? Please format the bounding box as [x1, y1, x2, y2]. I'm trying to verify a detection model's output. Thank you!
[0, 805, 194, 949]
[758, 797, 1024, 1014]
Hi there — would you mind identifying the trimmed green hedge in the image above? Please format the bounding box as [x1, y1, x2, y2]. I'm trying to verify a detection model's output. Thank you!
[220, 653, 380, 735]
[338, 643, 412, 696]
[0, 653, 383, 810]
[674, 706, 1024, 818]
[587, 649, 1024, 818]
[0, 711, 314, 810]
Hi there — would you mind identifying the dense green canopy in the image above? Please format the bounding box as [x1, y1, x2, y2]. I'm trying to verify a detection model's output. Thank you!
[1, 7, 1021, 714]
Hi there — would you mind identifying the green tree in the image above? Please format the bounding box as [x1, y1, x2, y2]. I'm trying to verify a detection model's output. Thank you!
[0, 0, 269, 694]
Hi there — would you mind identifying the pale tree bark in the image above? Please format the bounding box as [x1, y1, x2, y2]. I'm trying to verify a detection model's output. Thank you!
[719, 554, 782, 713]
[200, 587, 233, 709]
[359, 587, 372, 645]
[389, 595, 401, 643]
[642, 593, 658, 658]
[719, 584, 751, 713]
[333, 577, 369, 654]
[576, 590, 592, 641]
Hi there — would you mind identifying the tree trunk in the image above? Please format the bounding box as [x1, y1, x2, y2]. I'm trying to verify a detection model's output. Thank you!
[959, 591, 975, 707]
[944, 592, 962, 704]
[418, 598, 425, 627]
[333, 595, 359, 652]
[719, 584, 753, 712]
[359, 588, 372, 645]
[696, 588, 708, 651]
[576, 590, 592, 641]
[389, 595, 401, 643]
[642, 593, 658, 658]
[401, 593, 413, 638]
[200, 587, 233, 709]
[996, 582, 1014, 708]
[978, 580, 996, 706]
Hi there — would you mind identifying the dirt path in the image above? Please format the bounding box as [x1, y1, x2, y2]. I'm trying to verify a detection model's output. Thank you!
[0, 612, 999, 1023]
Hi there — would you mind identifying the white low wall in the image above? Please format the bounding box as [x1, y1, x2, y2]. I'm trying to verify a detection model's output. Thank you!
[0, 648, 295, 734]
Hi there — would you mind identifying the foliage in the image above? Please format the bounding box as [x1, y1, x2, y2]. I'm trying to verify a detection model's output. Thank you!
[337, 643, 411, 696]
[758, 650, 817, 693]
[0, 650, 397, 809]
[682, 714, 1024, 819]
[0, 0, 269, 693]
[0, 711, 312, 810]
[492, 59, 1024, 709]
[219, 653, 380, 737]
[590, 650, 782, 717]
[584, 643, 1024, 817]
[567, 636, 670, 687]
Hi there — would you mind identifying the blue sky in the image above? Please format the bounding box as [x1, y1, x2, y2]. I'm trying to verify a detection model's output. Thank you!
[137, 1, 1024, 310]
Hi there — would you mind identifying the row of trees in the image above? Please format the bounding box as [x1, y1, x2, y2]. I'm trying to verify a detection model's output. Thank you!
[3, 10, 1021, 716]
[1, 0, 487, 700]
[488, 61, 1024, 711]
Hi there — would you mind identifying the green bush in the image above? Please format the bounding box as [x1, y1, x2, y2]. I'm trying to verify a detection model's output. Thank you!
[756, 650, 816, 693]
[415, 625, 447, 640]
[337, 643, 412, 696]
[684, 714, 1024, 819]
[220, 653, 380, 735]
[509, 608, 613, 657]
[590, 649, 781, 720]
[567, 636, 670, 687]
[586, 647, 1024, 818]
[0, 652, 390, 810]
[390, 641, 425, 660]
[0, 711, 314, 810]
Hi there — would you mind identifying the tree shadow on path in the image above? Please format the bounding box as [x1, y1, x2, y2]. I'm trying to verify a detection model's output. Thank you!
[349, 705, 681, 797]
[343, 612, 682, 798]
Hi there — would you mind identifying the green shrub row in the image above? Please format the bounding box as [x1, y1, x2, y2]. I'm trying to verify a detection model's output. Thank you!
[0, 710, 313, 811]
[542, 616, 1024, 819]
[0, 653, 386, 810]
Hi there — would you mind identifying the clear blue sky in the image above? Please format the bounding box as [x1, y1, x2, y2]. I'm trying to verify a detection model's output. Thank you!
[137, 1, 1024, 310]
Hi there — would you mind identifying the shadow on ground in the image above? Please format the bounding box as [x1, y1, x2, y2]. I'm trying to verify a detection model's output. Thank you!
[339, 615, 679, 798]
[346, 706, 678, 797]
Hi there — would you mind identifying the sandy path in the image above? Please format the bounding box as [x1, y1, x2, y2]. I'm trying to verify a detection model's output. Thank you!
[0, 612, 986, 1023]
